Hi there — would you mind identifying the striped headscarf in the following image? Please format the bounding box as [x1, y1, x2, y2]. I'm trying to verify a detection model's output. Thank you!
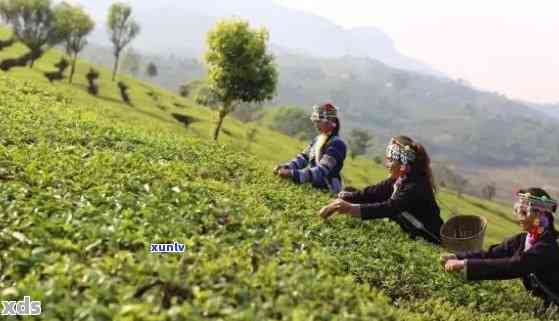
[385, 138, 416, 165]
[310, 103, 338, 122]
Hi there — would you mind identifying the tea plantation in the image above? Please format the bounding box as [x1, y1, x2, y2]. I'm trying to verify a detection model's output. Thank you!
[0, 27, 522, 247]
[0, 76, 556, 320]
[0, 25, 557, 319]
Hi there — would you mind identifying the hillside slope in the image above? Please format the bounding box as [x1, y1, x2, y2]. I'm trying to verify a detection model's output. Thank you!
[0, 28, 523, 246]
[0, 75, 554, 320]
[80, 35, 559, 168]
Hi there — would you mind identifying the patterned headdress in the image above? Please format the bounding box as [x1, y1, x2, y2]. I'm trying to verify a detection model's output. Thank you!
[310, 103, 338, 122]
[385, 138, 416, 165]
[514, 190, 557, 247]
[514, 191, 557, 219]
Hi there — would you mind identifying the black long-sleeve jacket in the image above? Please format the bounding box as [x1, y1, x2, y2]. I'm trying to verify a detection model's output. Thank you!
[341, 174, 443, 244]
[456, 229, 559, 305]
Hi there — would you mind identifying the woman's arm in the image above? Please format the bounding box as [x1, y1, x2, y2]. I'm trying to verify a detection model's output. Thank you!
[357, 181, 416, 220]
[284, 143, 312, 171]
[464, 244, 553, 280]
[339, 178, 394, 204]
[456, 234, 523, 260]
[291, 139, 346, 186]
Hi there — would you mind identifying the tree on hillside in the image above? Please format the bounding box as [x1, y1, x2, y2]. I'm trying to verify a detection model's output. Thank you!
[481, 182, 497, 201]
[348, 128, 374, 159]
[0, 0, 61, 68]
[231, 102, 264, 123]
[85, 68, 99, 95]
[121, 47, 141, 76]
[194, 82, 221, 109]
[53, 2, 94, 84]
[205, 18, 278, 141]
[146, 61, 157, 78]
[432, 163, 469, 197]
[179, 79, 204, 98]
[269, 106, 315, 141]
[107, 2, 140, 81]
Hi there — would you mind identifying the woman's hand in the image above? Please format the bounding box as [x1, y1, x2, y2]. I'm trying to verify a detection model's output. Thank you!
[338, 191, 353, 200]
[273, 165, 288, 175]
[439, 254, 457, 268]
[444, 259, 465, 272]
[319, 199, 360, 219]
[277, 168, 292, 178]
[319, 204, 337, 219]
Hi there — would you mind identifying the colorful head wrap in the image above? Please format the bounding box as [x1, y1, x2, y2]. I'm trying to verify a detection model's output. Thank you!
[310, 103, 338, 122]
[514, 191, 557, 219]
[514, 191, 557, 246]
[385, 138, 416, 165]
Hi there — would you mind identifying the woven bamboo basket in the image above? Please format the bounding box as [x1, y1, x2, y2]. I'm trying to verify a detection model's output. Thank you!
[440, 215, 487, 253]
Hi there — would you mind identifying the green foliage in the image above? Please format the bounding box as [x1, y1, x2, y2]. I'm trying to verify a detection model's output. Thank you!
[265, 106, 316, 141]
[194, 82, 220, 109]
[107, 2, 140, 81]
[0, 0, 59, 67]
[0, 24, 521, 244]
[43, 56, 67, 82]
[432, 163, 469, 197]
[53, 56, 68, 72]
[121, 48, 141, 76]
[183, 79, 263, 122]
[348, 128, 374, 159]
[205, 18, 278, 140]
[146, 61, 158, 78]
[0, 76, 554, 320]
[230, 102, 264, 123]
[482, 182, 497, 201]
[179, 79, 204, 98]
[52, 1, 94, 83]
[118, 80, 130, 104]
[0, 27, 551, 318]
[53, 2, 94, 56]
[85, 67, 99, 95]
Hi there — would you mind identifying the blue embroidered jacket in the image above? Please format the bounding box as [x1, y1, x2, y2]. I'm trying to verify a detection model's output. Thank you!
[284, 135, 347, 194]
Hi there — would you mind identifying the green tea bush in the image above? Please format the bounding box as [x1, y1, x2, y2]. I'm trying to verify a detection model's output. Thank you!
[0, 76, 555, 320]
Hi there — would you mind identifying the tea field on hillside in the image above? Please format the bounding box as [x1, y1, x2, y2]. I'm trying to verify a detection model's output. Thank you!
[0, 77, 555, 320]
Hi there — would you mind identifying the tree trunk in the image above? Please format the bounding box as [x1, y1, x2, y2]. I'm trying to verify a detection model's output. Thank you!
[213, 108, 227, 141]
[112, 51, 120, 81]
[69, 52, 78, 84]
[28, 49, 43, 69]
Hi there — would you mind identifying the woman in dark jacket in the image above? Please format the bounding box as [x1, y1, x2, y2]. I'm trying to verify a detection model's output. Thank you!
[274, 103, 347, 194]
[319, 136, 444, 244]
[442, 187, 559, 309]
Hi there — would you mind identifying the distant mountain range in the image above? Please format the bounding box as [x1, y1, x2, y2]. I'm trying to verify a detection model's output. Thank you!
[78, 0, 442, 76]
[528, 103, 559, 120]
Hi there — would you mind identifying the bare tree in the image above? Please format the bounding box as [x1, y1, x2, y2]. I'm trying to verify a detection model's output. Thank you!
[107, 2, 140, 81]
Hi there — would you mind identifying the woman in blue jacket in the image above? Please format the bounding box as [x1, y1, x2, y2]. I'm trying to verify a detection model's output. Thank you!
[274, 103, 347, 194]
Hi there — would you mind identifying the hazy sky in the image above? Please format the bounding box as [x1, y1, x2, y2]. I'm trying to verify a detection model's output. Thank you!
[277, 0, 559, 103]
